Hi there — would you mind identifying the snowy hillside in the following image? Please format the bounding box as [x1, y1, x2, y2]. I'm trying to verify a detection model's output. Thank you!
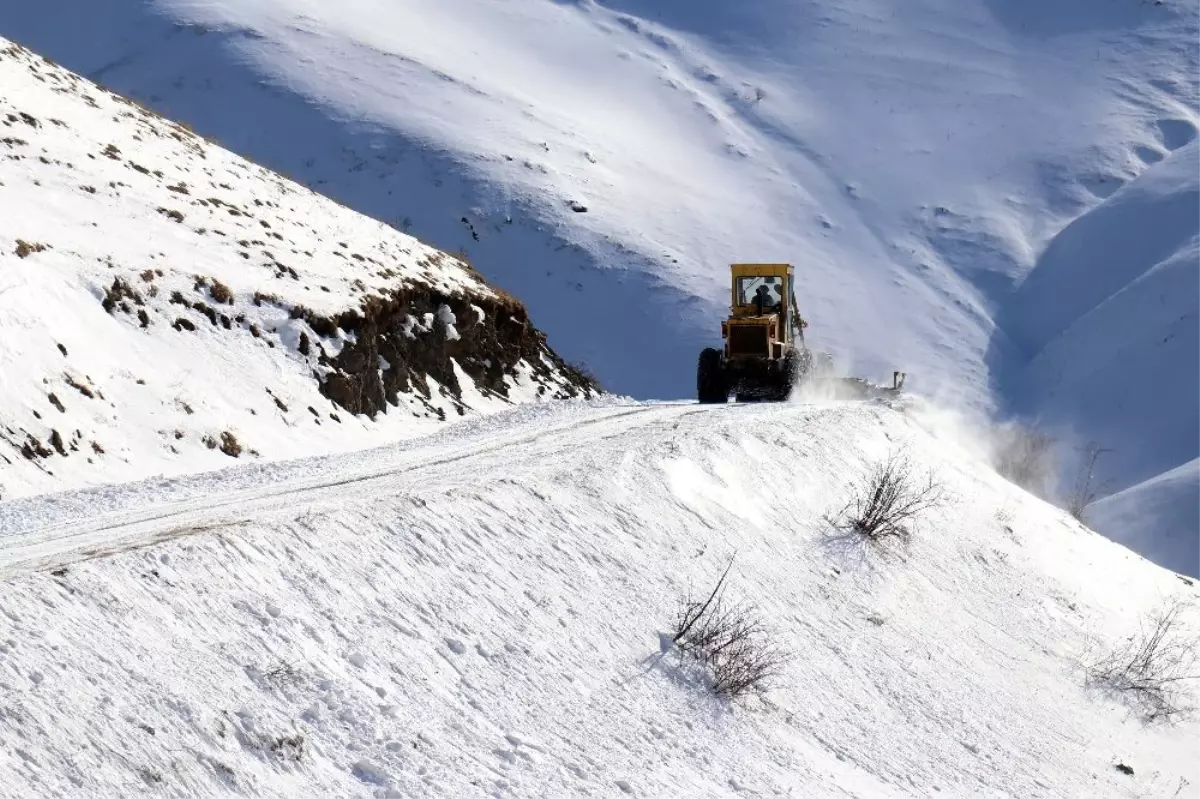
[0, 37, 594, 500]
[0, 397, 1196, 797]
[1091, 459, 1200, 578]
[994, 140, 1199, 574]
[1, 0, 1196, 571]
[1, 0, 1195, 403]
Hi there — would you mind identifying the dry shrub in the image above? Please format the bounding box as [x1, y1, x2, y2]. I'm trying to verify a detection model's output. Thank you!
[14, 239, 48, 258]
[218, 431, 241, 457]
[829, 451, 947, 543]
[269, 734, 305, 762]
[1086, 599, 1199, 723]
[672, 562, 786, 699]
[1068, 441, 1113, 522]
[209, 279, 234, 305]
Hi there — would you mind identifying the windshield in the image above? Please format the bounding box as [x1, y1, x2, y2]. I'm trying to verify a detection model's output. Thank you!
[737, 276, 782, 311]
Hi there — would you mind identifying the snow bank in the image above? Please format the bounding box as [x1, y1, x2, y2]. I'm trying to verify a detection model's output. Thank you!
[0, 398, 1195, 797]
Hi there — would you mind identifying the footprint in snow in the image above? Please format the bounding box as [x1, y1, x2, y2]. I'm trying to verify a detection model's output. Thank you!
[1156, 118, 1197, 151]
[445, 638, 467, 655]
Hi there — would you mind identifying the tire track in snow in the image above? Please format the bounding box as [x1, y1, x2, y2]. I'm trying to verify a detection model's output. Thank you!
[0, 401, 728, 578]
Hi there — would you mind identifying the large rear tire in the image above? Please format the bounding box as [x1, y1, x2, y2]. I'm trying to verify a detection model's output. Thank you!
[697, 348, 728, 404]
[778, 348, 808, 400]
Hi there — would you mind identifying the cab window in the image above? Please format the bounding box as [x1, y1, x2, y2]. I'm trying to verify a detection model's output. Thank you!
[736, 276, 782, 310]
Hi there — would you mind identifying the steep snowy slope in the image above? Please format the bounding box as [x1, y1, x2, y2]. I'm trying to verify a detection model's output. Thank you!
[992, 140, 1199, 574]
[0, 398, 1196, 797]
[0, 38, 594, 501]
[1090, 459, 1200, 578]
[2, 0, 1195, 404]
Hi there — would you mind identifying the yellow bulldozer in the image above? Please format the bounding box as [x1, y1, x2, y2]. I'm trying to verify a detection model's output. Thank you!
[697, 263, 904, 403]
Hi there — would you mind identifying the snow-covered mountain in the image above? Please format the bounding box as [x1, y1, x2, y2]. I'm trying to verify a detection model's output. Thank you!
[0, 37, 594, 500]
[0, 10, 1196, 797]
[4, 0, 1196, 402]
[0, 396, 1196, 797]
[2, 0, 1195, 572]
[995, 140, 1199, 574]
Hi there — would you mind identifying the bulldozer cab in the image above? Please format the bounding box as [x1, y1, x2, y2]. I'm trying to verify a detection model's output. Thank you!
[725, 263, 804, 350]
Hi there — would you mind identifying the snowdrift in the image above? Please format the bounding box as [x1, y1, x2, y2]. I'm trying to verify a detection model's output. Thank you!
[0, 398, 1196, 797]
[0, 38, 594, 501]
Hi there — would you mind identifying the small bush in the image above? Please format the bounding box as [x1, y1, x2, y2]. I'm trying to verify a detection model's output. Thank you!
[14, 239, 48, 258]
[1086, 599, 1199, 723]
[263, 661, 300, 687]
[671, 562, 786, 699]
[829, 451, 947, 543]
[563, 359, 601, 393]
[209, 279, 234, 305]
[218, 431, 241, 458]
[1068, 441, 1113, 522]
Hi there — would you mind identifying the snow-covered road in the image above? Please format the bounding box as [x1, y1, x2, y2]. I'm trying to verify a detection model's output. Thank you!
[0, 399, 675, 578]
[0, 396, 1196, 797]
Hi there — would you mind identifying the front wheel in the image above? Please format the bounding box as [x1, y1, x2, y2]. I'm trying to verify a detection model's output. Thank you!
[697, 348, 728, 404]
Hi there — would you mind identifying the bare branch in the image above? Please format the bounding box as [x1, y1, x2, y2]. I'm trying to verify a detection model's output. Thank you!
[673, 558, 734, 645]
[829, 451, 947, 543]
[1086, 598, 1200, 723]
[671, 567, 787, 699]
[1068, 442, 1112, 522]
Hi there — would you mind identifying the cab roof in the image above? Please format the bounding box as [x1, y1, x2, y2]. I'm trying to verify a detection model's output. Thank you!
[730, 263, 793, 278]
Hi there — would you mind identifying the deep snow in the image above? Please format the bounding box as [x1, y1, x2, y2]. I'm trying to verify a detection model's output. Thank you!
[1, 0, 1195, 573]
[0, 10, 1196, 796]
[0, 396, 1197, 798]
[0, 36, 590, 502]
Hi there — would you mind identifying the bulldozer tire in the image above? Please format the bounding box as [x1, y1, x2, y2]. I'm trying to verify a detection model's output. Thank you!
[778, 349, 806, 400]
[697, 348, 728, 404]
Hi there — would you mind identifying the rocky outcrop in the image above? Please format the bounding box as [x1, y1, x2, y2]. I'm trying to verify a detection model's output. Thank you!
[291, 287, 598, 419]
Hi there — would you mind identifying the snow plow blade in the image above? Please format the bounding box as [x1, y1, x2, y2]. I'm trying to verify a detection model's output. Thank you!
[793, 371, 906, 401]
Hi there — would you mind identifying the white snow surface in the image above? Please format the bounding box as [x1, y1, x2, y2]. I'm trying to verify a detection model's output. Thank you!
[1, 0, 1196, 572]
[0, 0, 1195, 406]
[0, 37, 586, 502]
[1090, 458, 1200, 579]
[0, 396, 1197, 797]
[997, 140, 1199, 574]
